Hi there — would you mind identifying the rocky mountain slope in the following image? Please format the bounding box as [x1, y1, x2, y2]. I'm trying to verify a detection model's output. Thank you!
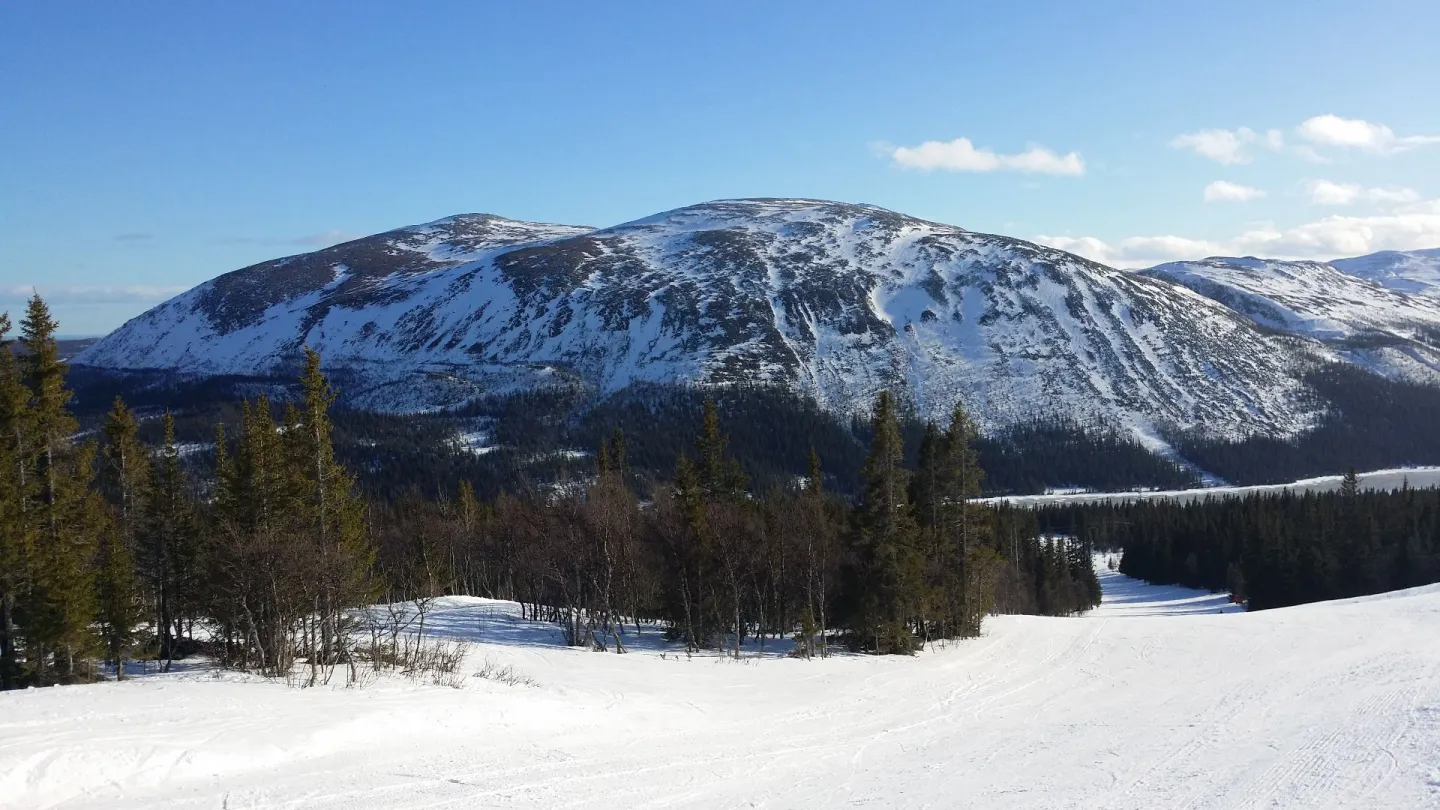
[1330, 247, 1440, 297]
[1142, 257, 1440, 381]
[79, 199, 1335, 439]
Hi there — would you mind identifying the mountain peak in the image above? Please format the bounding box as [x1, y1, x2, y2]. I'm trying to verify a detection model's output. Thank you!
[78, 199, 1339, 440]
[605, 197, 966, 236]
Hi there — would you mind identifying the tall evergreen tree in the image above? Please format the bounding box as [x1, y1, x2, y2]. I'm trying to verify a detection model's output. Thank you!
[940, 401, 992, 638]
[0, 314, 34, 687]
[1340, 467, 1361, 499]
[18, 295, 100, 683]
[695, 398, 746, 498]
[848, 390, 924, 654]
[142, 412, 196, 668]
[97, 398, 146, 676]
[210, 396, 294, 674]
[288, 348, 375, 667]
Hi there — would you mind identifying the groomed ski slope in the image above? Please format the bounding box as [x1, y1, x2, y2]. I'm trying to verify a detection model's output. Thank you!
[4, 565, 1440, 808]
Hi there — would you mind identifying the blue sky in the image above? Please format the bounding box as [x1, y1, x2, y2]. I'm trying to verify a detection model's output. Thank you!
[3, 0, 1439, 335]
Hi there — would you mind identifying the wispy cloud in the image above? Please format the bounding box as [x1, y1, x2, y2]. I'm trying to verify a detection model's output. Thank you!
[0, 285, 189, 306]
[112, 232, 155, 243]
[1174, 116, 1439, 165]
[218, 229, 361, 248]
[1203, 180, 1266, 202]
[880, 137, 1085, 175]
[1036, 234, 1224, 267]
[1297, 115, 1440, 155]
[1306, 179, 1420, 206]
[1038, 197, 1440, 268]
[1169, 127, 1284, 165]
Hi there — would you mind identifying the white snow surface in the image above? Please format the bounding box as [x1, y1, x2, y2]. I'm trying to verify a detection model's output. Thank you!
[986, 465, 1440, 507]
[5, 565, 1440, 808]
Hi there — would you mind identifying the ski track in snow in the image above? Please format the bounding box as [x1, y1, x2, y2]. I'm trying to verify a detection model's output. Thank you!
[4, 566, 1440, 809]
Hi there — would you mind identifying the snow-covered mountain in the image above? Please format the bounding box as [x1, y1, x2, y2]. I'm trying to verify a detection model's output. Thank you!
[1330, 247, 1440, 297]
[1141, 256, 1440, 381]
[80, 199, 1333, 438]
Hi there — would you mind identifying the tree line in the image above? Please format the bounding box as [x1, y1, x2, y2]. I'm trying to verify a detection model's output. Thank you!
[1, 295, 1101, 689]
[371, 391, 1100, 659]
[67, 370, 1211, 501]
[1174, 363, 1440, 485]
[1033, 470, 1440, 610]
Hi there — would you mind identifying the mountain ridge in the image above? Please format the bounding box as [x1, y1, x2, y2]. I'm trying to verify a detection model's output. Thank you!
[77, 198, 1436, 442]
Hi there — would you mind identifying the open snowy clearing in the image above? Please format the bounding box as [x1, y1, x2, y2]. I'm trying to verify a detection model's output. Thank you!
[4, 567, 1440, 808]
[986, 465, 1440, 507]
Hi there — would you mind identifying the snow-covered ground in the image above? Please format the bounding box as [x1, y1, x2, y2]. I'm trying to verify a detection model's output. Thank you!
[4, 566, 1440, 808]
[1090, 558, 1244, 617]
[987, 465, 1440, 507]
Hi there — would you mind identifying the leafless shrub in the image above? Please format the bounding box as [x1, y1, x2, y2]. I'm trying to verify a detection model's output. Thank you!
[474, 656, 535, 687]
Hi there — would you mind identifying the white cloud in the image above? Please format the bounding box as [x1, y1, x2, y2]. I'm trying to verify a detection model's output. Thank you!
[1296, 114, 1440, 155]
[1039, 198, 1440, 268]
[1173, 117, 1437, 164]
[1203, 180, 1266, 202]
[1306, 179, 1421, 206]
[1169, 127, 1260, 165]
[1036, 234, 1223, 267]
[1308, 179, 1362, 205]
[1368, 187, 1423, 204]
[886, 137, 1085, 175]
[0, 285, 189, 306]
[1231, 200, 1440, 257]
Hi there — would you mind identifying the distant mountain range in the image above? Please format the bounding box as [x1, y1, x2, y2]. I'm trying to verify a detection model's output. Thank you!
[1332, 247, 1440, 296]
[75, 199, 1440, 445]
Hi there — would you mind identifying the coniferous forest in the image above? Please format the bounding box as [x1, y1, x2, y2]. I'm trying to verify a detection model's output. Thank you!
[0, 296, 1102, 689]
[1034, 471, 1440, 610]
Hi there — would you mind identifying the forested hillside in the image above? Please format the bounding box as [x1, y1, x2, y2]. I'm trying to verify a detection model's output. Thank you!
[1032, 472, 1440, 610]
[1172, 364, 1440, 485]
[64, 368, 1198, 499]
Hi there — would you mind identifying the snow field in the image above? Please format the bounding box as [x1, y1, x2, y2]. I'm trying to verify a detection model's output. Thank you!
[3, 565, 1440, 808]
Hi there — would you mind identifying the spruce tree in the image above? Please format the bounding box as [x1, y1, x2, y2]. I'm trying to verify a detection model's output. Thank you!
[0, 314, 35, 687]
[209, 396, 297, 675]
[670, 451, 712, 649]
[940, 401, 990, 637]
[18, 295, 98, 683]
[1340, 467, 1361, 499]
[142, 412, 196, 668]
[848, 390, 924, 654]
[695, 398, 746, 498]
[94, 509, 137, 676]
[97, 398, 147, 676]
[288, 349, 375, 667]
